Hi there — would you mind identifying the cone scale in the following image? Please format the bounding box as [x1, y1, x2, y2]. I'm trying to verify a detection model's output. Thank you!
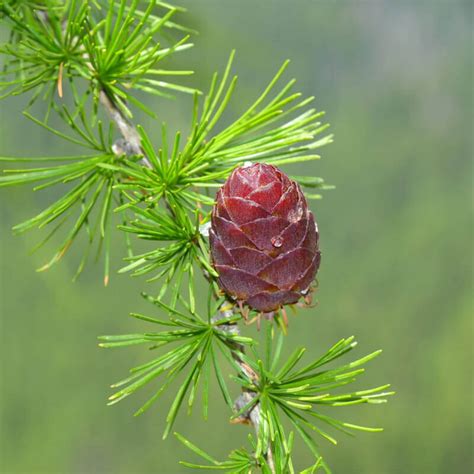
[210, 163, 321, 314]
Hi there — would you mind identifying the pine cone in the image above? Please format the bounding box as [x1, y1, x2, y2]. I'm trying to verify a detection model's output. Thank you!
[210, 163, 321, 313]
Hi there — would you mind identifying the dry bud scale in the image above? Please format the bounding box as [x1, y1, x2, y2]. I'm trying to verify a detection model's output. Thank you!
[210, 163, 321, 321]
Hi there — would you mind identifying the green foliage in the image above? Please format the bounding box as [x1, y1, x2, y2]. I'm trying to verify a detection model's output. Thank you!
[100, 309, 392, 471]
[1, 0, 89, 103]
[119, 204, 206, 275]
[176, 432, 323, 473]
[99, 293, 252, 438]
[0, 0, 196, 117]
[113, 52, 333, 208]
[0, 109, 125, 279]
[230, 330, 393, 468]
[83, 0, 196, 118]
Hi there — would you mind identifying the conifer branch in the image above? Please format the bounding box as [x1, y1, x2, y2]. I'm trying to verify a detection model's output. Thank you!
[0, 3, 392, 472]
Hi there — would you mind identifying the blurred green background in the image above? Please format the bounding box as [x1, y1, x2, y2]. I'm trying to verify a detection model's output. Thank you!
[1, 1, 472, 473]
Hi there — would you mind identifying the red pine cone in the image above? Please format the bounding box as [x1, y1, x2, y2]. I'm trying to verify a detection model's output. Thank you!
[210, 163, 321, 313]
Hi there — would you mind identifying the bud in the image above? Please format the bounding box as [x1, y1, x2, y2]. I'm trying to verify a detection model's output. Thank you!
[210, 163, 320, 313]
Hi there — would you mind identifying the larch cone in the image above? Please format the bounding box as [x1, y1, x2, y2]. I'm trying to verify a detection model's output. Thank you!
[210, 163, 321, 313]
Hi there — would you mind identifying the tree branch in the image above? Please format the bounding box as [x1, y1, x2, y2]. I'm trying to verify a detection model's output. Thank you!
[34, 6, 274, 469]
[100, 84, 275, 472]
[99, 90, 151, 168]
[215, 304, 276, 473]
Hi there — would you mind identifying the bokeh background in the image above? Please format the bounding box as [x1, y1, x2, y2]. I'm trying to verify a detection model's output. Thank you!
[1, 1, 472, 473]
